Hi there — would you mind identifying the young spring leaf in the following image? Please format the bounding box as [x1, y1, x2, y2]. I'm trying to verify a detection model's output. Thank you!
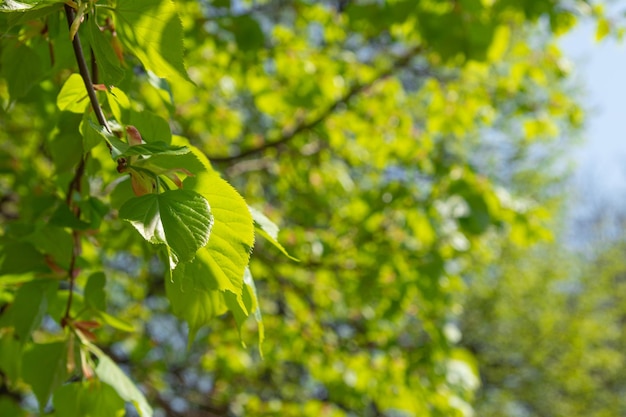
[249, 206, 299, 261]
[118, 189, 213, 269]
[165, 276, 228, 344]
[114, 0, 191, 82]
[224, 268, 264, 349]
[57, 73, 90, 113]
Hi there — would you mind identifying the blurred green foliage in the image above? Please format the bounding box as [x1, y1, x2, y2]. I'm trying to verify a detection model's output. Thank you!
[0, 0, 620, 416]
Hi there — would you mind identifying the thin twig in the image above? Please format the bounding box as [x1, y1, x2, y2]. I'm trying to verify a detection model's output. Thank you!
[208, 47, 422, 163]
[61, 4, 108, 325]
[64, 4, 110, 132]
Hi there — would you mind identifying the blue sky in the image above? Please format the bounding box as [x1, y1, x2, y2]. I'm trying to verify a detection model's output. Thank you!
[560, 12, 626, 197]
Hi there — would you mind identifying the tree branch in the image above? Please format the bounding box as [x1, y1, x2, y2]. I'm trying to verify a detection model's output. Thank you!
[61, 5, 108, 325]
[64, 4, 110, 132]
[208, 46, 422, 163]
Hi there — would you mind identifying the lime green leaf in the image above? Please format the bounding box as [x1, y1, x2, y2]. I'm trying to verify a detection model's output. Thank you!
[249, 206, 298, 261]
[91, 345, 153, 417]
[87, 18, 125, 87]
[22, 341, 68, 412]
[105, 87, 130, 122]
[97, 311, 135, 332]
[224, 268, 264, 349]
[114, 0, 191, 81]
[119, 142, 189, 158]
[119, 189, 213, 269]
[57, 73, 89, 113]
[165, 274, 228, 344]
[184, 171, 255, 298]
[84, 272, 106, 311]
[53, 381, 125, 417]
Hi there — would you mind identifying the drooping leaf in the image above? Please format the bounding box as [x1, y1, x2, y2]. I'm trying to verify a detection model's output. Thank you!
[53, 381, 126, 417]
[21, 341, 68, 412]
[91, 346, 153, 417]
[249, 206, 298, 261]
[87, 18, 125, 87]
[165, 273, 228, 344]
[119, 189, 213, 269]
[114, 0, 191, 81]
[224, 268, 264, 349]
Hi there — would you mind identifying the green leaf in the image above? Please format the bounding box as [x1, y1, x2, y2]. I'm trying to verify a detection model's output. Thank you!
[50, 202, 91, 231]
[128, 110, 172, 144]
[114, 0, 191, 81]
[22, 341, 68, 412]
[119, 142, 189, 158]
[87, 18, 125, 87]
[0, 280, 55, 340]
[0, 334, 22, 383]
[165, 274, 228, 344]
[224, 268, 264, 349]
[0, 0, 60, 12]
[0, 41, 44, 101]
[249, 206, 298, 261]
[119, 189, 213, 269]
[86, 119, 128, 158]
[97, 311, 135, 332]
[183, 171, 255, 299]
[53, 381, 125, 417]
[84, 272, 106, 311]
[0, 238, 49, 275]
[57, 73, 89, 113]
[0, 396, 25, 417]
[91, 345, 153, 417]
[24, 224, 73, 269]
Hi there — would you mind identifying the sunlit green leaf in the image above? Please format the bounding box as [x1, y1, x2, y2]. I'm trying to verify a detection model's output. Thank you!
[119, 189, 213, 269]
[114, 0, 190, 81]
[249, 206, 298, 261]
[57, 73, 89, 113]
